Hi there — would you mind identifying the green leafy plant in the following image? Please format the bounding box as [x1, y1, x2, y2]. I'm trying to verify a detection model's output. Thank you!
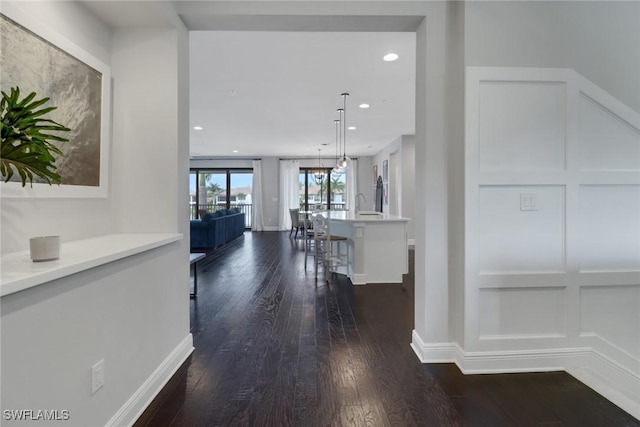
[1, 86, 70, 186]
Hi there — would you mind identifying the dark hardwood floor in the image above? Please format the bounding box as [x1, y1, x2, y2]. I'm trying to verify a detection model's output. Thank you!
[136, 231, 639, 427]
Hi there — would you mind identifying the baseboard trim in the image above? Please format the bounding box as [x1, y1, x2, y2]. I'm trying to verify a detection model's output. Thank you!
[411, 330, 640, 421]
[106, 334, 194, 427]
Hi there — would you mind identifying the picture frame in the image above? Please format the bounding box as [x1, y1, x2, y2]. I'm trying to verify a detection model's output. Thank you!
[0, 5, 111, 198]
[373, 165, 378, 185]
[382, 160, 389, 183]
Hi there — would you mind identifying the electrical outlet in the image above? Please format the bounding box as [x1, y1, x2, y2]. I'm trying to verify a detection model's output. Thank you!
[91, 359, 105, 395]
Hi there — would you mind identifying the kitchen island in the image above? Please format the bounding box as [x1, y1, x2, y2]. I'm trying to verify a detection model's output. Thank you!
[327, 211, 410, 285]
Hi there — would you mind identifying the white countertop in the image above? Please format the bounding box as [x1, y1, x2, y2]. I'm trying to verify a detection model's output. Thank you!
[327, 210, 410, 223]
[1, 233, 182, 297]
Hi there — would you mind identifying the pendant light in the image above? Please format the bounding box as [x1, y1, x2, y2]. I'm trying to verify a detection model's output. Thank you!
[332, 113, 344, 176]
[337, 92, 352, 171]
[313, 148, 325, 184]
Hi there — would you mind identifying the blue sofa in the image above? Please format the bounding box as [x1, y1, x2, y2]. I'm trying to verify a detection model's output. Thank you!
[190, 209, 245, 249]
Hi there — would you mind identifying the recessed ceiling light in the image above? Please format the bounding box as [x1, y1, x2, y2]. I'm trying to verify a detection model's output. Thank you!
[193, 126, 203, 130]
[383, 53, 399, 62]
[232, 150, 239, 153]
[348, 126, 356, 130]
[359, 103, 370, 109]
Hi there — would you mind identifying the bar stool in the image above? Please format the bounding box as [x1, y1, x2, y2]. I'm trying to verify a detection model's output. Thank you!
[311, 212, 349, 282]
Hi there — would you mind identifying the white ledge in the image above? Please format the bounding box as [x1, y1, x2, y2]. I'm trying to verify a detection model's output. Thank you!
[1, 233, 183, 297]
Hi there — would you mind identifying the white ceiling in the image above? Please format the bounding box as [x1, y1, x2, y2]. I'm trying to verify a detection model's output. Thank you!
[81, 1, 417, 159]
[190, 31, 416, 158]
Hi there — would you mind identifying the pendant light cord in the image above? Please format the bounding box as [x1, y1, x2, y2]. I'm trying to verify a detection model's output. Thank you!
[341, 93, 349, 159]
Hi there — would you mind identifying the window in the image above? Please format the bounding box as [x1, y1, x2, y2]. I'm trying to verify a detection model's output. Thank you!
[299, 168, 346, 211]
[190, 168, 253, 228]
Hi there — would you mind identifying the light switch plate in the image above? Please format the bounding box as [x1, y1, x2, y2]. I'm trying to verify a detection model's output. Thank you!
[520, 193, 538, 211]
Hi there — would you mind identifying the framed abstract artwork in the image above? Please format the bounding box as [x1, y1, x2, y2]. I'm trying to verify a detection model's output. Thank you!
[382, 160, 388, 183]
[0, 5, 110, 198]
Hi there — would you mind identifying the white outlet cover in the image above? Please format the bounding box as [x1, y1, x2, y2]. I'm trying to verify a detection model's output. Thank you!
[91, 359, 105, 395]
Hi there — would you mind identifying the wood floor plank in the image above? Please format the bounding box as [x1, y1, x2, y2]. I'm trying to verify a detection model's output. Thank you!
[134, 231, 639, 427]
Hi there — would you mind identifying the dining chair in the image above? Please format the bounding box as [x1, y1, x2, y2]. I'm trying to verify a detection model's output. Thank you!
[289, 208, 304, 238]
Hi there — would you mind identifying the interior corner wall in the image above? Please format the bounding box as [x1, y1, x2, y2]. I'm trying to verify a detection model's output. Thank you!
[413, 2, 451, 347]
[0, 1, 113, 254]
[464, 1, 640, 114]
[445, 0, 466, 349]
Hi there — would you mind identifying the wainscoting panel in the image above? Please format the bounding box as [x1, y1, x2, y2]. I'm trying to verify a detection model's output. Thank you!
[579, 93, 640, 172]
[479, 287, 566, 339]
[478, 81, 566, 172]
[465, 67, 640, 415]
[478, 185, 565, 272]
[579, 184, 640, 270]
[580, 284, 640, 358]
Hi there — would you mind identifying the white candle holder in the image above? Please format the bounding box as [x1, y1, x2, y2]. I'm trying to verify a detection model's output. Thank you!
[29, 236, 60, 262]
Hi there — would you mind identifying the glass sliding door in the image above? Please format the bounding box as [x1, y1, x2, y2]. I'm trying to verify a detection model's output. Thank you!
[299, 168, 336, 211]
[229, 170, 253, 228]
[190, 168, 253, 228]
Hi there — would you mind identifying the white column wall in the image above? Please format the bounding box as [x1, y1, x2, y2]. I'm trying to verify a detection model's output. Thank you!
[1, 2, 193, 426]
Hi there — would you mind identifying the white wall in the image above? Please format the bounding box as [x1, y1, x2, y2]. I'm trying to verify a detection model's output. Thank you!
[445, 0, 466, 349]
[464, 67, 640, 414]
[372, 135, 416, 242]
[465, 1, 640, 114]
[1, 2, 192, 426]
[0, 1, 113, 254]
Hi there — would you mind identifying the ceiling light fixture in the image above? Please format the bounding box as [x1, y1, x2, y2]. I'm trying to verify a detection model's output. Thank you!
[348, 126, 356, 130]
[313, 148, 325, 184]
[232, 150, 239, 153]
[359, 103, 370, 109]
[193, 126, 203, 130]
[383, 53, 399, 62]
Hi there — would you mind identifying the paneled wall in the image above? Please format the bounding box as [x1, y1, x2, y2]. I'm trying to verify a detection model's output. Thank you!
[464, 67, 639, 408]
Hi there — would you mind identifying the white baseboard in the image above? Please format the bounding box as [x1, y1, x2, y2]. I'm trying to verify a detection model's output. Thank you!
[106, 334, 194, 427]
[566, 347, 640, 420]
[410, 330, 457, 363]
[411, 329, 640, 421]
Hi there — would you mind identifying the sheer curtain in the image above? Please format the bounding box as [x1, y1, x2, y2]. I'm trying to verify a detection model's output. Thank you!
[345, 158, 358, 211]
[278, 160, 300, 230]
[251, 160, 265, 231]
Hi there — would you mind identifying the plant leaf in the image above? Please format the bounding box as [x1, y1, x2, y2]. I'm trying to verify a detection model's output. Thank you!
[1, 87, 69, 186]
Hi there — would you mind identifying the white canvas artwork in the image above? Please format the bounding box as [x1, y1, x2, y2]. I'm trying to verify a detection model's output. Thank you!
[1, 14, 103, 188]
